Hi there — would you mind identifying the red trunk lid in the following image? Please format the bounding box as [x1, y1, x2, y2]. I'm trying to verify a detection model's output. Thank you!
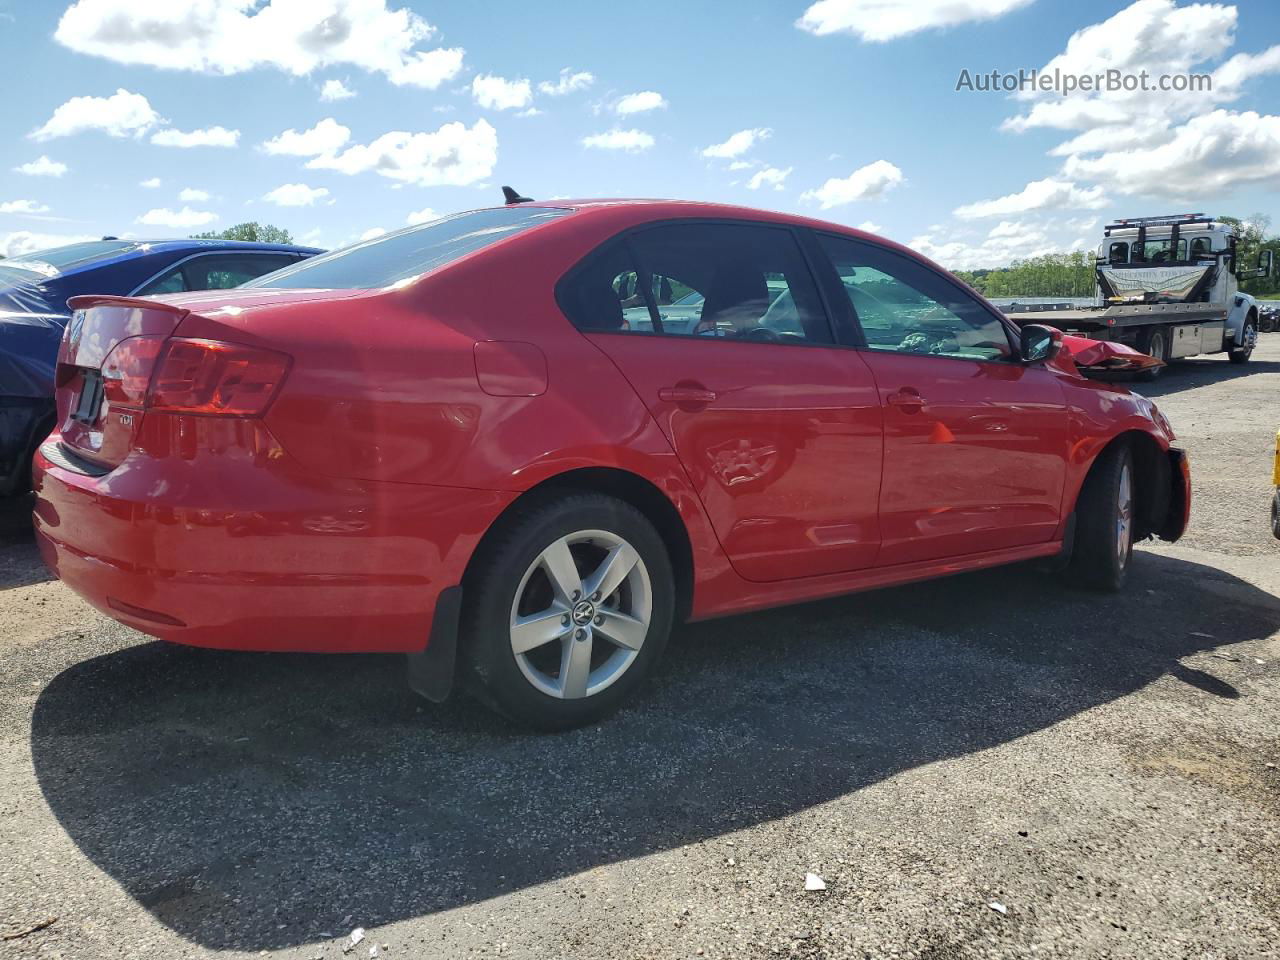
[55, 296, 191, 468]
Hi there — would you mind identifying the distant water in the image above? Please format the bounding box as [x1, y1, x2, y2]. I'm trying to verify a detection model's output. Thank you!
[987, 297, 1096, 308]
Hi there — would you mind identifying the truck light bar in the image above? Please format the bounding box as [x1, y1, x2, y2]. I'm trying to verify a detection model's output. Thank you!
[1104, 213, 1216, 236]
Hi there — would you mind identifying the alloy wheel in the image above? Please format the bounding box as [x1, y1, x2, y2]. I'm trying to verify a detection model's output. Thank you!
[508, 529, 652, 699]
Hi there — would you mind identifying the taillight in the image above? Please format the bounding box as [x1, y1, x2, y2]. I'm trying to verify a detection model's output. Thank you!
[147, 338, 290, 416]
[101, 335, 167, 405]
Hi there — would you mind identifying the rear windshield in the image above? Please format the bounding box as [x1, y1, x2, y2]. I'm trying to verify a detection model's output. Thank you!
[2, 240, 137, 279]
[244, 207, 572, 290]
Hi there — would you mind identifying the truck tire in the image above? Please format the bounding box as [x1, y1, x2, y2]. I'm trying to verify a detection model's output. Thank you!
[1135, 327, 1168, 382]
[1067, 442, 1135, 592]
[1229, 314, 1257, 364]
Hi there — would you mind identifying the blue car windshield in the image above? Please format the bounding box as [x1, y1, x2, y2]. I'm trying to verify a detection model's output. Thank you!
[244, 207, 572, 290]
[2, 240, 138, 280]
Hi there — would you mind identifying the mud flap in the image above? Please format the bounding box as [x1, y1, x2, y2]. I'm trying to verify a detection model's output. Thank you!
[405, 585, 463, 703]
[1158, 449, 1190, 543]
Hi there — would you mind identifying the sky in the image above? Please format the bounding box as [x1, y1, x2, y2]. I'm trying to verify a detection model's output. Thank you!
[1, 0, 1278, 270]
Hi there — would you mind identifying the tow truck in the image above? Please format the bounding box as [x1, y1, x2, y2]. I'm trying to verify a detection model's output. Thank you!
[1000, 214, 1274, 379]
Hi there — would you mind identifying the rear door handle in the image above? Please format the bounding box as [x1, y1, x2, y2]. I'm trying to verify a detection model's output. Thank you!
[886, 388, 925, 412]
[658, 384, 718, 406]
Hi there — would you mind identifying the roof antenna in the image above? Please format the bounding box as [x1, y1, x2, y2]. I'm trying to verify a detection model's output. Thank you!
[502, 185, 533, 205]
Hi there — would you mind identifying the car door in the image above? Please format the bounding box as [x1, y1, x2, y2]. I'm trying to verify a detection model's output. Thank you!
[813, 232, 1069, 566]
[558, 220, 884, 582]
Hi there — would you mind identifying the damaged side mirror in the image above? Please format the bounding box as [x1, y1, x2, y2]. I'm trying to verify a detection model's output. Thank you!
[1020, 324, 1062, 364]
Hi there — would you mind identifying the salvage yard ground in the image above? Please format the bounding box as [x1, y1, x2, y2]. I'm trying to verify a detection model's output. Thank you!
[2, 340, 1280, 960]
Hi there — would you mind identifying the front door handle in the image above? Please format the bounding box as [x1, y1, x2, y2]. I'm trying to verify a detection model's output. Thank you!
[886, 388, 925, 412]
[659, 383, 718, 407]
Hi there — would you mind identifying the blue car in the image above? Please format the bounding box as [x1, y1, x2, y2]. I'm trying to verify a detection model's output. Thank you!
[0, 237, 322, 495]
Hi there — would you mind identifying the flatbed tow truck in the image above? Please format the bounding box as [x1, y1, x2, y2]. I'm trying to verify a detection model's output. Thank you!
[1000, 214, 1273, 379]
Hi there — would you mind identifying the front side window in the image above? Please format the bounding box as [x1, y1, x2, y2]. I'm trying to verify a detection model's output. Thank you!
[560, 222, 832, 345]
[244, 207, 571, 290]
[818, 234, 1013, 362]
[1108, 241, 1129, 263]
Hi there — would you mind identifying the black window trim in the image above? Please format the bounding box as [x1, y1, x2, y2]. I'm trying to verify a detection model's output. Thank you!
[130, 250, 305, 297]
[809, 228, 1022, 364]
[555, 217, 844, 350]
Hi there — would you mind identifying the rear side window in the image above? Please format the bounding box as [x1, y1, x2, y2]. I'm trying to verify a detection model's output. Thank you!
[560, 221, 832, 344]
[136, 254, 300, 296]
[244, 207, 571, 290]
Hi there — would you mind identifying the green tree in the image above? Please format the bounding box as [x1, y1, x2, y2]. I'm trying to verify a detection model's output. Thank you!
[192, 221, 295, 244]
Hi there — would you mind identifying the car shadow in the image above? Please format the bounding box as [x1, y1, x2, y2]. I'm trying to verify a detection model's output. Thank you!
[29, 552, 1280, 951]
[1108, 356, 1280, 397]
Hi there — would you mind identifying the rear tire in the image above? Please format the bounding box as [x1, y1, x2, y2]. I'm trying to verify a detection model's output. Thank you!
[1135, 327, 1168, 382]
[460, 492, 674, 731]
[1271, 490, 1280, 541]
[1229, 316, 1257, 364]
[1067, 442, 1135, 592]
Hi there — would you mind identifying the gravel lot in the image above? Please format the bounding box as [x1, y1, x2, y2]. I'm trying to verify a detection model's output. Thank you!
[3, 339, 1279, 960]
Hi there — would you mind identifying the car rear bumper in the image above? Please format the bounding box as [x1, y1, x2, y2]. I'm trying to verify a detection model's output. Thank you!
[33, 428, 514, 652]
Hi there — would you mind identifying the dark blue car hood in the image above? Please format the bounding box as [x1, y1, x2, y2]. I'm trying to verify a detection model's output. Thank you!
[0, 274, 69, 399]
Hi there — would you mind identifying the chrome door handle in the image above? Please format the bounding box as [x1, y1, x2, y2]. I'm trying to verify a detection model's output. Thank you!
[658, 384, 718, 405]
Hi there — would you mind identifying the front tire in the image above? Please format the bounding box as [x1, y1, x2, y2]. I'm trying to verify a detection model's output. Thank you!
[1067, 442, 1135, 592]
[460, 492, 674, 730]
[1229, 316, 1257, 364]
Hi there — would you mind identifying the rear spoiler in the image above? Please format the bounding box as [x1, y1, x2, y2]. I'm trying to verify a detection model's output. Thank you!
[66, 295, 190, 318]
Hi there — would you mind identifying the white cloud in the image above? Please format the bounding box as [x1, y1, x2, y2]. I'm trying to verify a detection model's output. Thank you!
[909, 219, 1079, 271]
[151, 126, 239, 148]
[472, 74, 533, 111]
[746, 166, 792, 191]
[360, 227, 387, 241]
[14, 156, 67, 178]
[306, 119, 498, 187]
[581, 129, 655, 152]
[139, 177, 161, 188]
[388, 48, 464, 89]
[1, 231, 96, 258]
[320, 79, 355, 102]
[800, 160, 904, 208]
[796, 0, 1032, 42]
[0, 200, 51, 215]
[1064, 109, 1280, 197]
[262, 183, 331, 207]
[406, 207, 438, 225]
[262, 118, 352, 157]
[728, 160, 755, 171]
[538, 67, 594, 96]
[178, 187, 209, 202]
[55, 0, 465, 88]
[855, 220, 882, 232]
[31, 88, 160, 140]
[701, 127, 771, 159]
[953, 177, 1107, 219]
[615, 91, 667, 115]
[136, 206, 218, 229]
[517, 107, 543, 118]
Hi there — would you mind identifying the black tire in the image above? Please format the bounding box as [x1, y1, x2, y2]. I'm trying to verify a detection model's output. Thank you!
[1271, 490, 1280, 541]
[1135, 327, 1168, 382]
[460, 492, 674, 731]
[1229, 316, 1257, 364]
[1067, 442, 1135, 592]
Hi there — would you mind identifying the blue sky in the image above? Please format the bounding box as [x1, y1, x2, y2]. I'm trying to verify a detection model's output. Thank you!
[1, 0, 1278, 268]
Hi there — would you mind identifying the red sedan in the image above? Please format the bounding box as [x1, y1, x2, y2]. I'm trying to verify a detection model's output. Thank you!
[33, 198, 1190, 729]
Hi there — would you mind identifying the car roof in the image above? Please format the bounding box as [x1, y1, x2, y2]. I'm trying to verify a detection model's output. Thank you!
[120, 239, 325, 254]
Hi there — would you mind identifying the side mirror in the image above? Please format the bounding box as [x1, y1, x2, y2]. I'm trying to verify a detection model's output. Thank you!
[1259, 249, 1273, 279]
[1020, 324, 1062, 364]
